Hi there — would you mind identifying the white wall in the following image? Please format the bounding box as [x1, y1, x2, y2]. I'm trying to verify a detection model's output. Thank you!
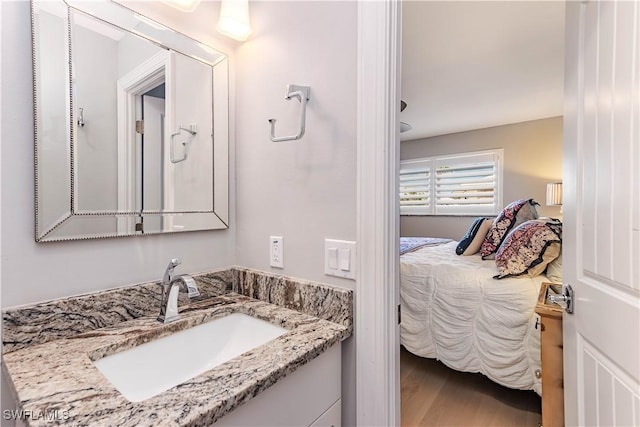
[117, 33, 165, 79]
[235, 1, 357, 288]
[234, 2, 357, 425]
[34, 8, 71, 236]
[172, 52, 214, 212]
[74, 24, 120, 215]
[400, 116, 564, 239]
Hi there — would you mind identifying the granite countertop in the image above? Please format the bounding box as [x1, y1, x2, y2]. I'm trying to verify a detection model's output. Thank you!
[2, 282, 351, 426]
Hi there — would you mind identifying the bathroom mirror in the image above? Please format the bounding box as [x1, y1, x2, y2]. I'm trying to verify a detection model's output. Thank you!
[32, 0, 229, 242]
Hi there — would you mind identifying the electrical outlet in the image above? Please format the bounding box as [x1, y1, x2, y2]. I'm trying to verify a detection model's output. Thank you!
[270, 236, 284, 268]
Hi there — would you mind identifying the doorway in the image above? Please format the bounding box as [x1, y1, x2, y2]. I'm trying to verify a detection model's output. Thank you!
[397, 2, 564, 425]
[139, 84, 166, 232]
[116, 50, 171, 233]
[355, 1, 640, 425]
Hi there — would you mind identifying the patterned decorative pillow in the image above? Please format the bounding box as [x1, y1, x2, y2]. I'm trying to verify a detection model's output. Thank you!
[480, 199, 539, 260]
[456, 217, 494, 256]
[494, 219, 562, 279]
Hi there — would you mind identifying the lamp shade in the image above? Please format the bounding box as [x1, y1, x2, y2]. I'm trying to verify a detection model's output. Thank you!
[217, 0, 252, 41]
[546, 182, 563, 206]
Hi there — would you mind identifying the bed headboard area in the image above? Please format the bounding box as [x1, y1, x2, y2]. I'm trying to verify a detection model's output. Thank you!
[400, 117, 563, 239]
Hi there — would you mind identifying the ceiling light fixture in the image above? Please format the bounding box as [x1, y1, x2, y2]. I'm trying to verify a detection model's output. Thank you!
[217, 0, 252, 41]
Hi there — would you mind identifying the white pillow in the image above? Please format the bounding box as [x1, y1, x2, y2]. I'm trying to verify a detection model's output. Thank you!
[546, 250, 563, 283]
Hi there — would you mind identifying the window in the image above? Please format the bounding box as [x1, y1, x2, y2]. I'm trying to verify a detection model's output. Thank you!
[399, 159, 431, 215]
[400, 149, 503, 216]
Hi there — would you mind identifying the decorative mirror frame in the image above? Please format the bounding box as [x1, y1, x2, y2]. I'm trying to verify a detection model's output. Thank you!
[32, 0, 229, 242]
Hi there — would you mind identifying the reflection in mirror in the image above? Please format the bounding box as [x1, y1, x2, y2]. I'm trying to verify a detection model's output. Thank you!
[32, 0, 229, 242]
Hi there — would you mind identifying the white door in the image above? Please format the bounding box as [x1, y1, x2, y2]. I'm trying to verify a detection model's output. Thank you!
[141, 94, 165, 232]
[563, 1, 640, 426]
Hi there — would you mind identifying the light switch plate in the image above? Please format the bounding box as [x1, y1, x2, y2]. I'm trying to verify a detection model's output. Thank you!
[328, 248, 339, 269]
[324, 239, 356, 280]
[338, 248, 351, 271]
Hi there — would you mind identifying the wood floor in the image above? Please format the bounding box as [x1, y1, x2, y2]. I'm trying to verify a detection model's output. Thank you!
[401, 347, 542, 427]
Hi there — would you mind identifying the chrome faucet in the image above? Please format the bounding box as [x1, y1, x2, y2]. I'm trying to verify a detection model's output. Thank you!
[157, 258, 200, 323]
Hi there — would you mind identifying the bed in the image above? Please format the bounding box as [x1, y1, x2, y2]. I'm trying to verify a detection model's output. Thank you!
[400, 239, 544, 395]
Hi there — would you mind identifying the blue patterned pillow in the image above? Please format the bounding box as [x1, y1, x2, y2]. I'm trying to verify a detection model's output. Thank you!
[456, 217, 493, 256]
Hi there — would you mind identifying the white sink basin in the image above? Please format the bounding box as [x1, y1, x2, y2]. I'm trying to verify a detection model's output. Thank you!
[93, 313, 288, 402]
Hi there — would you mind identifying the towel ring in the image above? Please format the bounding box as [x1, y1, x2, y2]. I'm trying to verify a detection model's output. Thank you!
[268, 84, 311, 142]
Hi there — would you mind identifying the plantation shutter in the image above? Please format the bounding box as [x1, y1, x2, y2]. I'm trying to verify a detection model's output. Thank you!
[399, 159, 431, 215]
[434, 152, 500, 215]
[400, 150, 502, 216]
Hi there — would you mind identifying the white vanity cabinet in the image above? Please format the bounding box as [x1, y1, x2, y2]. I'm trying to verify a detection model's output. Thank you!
[214, 344, 342, 427]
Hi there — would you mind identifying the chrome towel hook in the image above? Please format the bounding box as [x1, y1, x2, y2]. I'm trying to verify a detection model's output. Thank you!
[268, 84, 311, 142]
[77, 107, 85, 127]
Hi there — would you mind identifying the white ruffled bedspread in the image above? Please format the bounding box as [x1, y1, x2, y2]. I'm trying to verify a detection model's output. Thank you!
[400, 241, 543, 395]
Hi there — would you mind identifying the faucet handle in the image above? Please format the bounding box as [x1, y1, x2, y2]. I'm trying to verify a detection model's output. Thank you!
[181, 275, 200, 298]
[163, 258, 182, 284]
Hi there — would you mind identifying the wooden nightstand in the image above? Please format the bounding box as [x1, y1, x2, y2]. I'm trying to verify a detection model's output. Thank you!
[535, 282, 565, 427]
